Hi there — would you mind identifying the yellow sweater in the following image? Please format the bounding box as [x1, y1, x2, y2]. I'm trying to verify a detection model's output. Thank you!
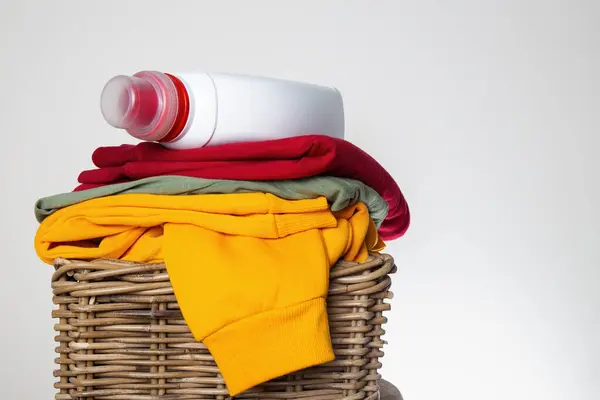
[35, 193, 384, 395]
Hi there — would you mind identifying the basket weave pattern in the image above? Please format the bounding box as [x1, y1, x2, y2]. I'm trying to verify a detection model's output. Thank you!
[52, 253, 395, 399]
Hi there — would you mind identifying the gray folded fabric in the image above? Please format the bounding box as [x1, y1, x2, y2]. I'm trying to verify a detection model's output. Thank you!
[35, 175, 389, 227]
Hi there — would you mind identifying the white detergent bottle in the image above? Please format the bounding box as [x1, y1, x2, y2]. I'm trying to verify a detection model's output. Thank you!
[100, 71, 345, 149]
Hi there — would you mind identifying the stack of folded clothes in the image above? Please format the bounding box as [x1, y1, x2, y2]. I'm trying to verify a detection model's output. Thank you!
[34, 134, 409, 395]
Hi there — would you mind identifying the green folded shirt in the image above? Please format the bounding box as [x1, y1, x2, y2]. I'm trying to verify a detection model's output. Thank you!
[35, 175, 389, 227]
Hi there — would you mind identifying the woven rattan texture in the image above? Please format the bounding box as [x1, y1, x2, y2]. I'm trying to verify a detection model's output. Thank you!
[52, 253, 395, 399]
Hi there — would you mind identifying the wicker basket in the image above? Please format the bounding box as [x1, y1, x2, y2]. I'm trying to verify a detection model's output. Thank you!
[51, 253, 395, 400]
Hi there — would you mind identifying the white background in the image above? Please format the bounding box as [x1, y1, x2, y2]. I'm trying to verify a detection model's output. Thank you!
[1, 1, 598, 399]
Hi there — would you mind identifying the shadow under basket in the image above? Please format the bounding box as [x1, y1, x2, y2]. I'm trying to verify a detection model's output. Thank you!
[52, 253, 396, 400]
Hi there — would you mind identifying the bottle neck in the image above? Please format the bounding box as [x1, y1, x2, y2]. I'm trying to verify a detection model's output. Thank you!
[155, 73, 190, 143]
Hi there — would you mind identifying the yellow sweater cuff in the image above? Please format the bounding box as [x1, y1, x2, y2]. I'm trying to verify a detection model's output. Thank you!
[203, 297, 334, 396]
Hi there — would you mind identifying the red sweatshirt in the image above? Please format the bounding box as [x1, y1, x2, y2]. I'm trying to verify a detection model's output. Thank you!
[76, 135, 410, 240]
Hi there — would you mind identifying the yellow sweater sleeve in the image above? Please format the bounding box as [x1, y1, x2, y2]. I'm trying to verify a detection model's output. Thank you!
[34, 193, 384, 395]
[165, 201, 384, 394]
